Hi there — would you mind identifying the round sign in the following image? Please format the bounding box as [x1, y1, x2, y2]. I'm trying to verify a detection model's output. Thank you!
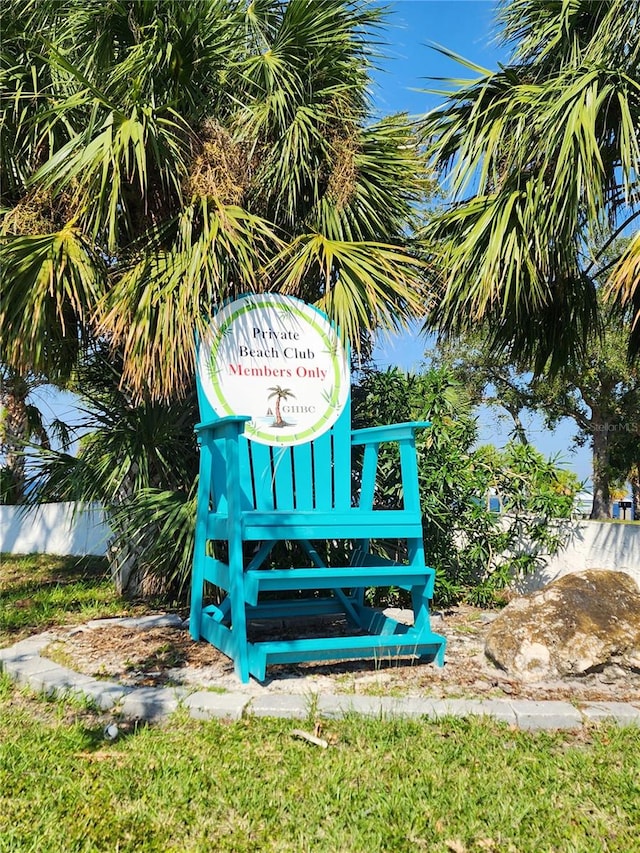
[197, 294, 350, 446]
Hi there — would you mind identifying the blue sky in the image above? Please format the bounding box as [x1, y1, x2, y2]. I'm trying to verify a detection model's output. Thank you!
[369, 0, 593, 485]
[372, 0, 503, 117]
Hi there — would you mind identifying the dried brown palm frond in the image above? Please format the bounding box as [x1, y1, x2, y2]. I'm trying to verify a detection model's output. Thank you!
[184, 120, 253, 205]
[2, 189, 58, 235]
[1, 183, 83, 236]
[326, 126, 360, 210]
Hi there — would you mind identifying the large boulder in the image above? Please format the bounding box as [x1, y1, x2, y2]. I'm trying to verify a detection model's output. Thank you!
[485, 570, 640, 682]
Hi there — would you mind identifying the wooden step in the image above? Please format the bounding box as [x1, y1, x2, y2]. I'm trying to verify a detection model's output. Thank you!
[244, 565, 433, 605]
[248, 632, 447, 681]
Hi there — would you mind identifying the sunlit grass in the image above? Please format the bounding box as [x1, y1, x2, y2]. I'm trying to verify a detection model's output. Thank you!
[2, 555, 640, 852]
[0, 554, 148, 645]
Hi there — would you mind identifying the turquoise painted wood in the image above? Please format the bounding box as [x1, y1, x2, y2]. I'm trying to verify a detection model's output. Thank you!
[189, 308, 446, 683]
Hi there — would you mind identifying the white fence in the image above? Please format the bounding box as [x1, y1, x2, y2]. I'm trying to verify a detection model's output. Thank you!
[1, 505, 639, 592]
[518, 520, 640, 591]
[0, 503, 112, 557]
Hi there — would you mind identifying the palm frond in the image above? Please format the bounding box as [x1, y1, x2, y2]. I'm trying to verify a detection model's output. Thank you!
[109, 485, 197, 596]
[420, 0, 640, 367]
[607, 228, 640, 358]
[272, 234, 428, 349]
[98, 202, 282, 398]
[0, 227, 106, 378]
[498, 0, 640, 70]
[2, 0, 434, 397]
[310, 115, 433, 242]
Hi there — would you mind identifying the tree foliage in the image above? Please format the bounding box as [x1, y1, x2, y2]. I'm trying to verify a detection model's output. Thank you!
[430, 288, 640, 519]
[1, 0, 434, 399]
[0, 0, 439, 594]
[0, 368, 71, 502]
[28, 348, 199, 595]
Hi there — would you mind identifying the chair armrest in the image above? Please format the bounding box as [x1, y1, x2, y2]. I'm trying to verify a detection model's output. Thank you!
[195, 415, 251, 436]
[351, 421, 431, 445]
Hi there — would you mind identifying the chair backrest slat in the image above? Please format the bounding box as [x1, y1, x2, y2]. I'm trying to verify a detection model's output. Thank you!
[248, 442, 276, 511]
[272, 446, 295, 510]
[310, 430, 333, 510]
[331, 405, 352, 511]
[291, 442, 314, 510]
[237, 438, 256, 510]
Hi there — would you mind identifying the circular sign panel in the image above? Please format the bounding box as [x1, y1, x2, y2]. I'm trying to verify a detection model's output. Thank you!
[198, 294, 350, 446]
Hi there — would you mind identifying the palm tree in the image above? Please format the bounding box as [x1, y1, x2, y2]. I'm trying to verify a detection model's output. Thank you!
[0, 367, 60, 501]
[28, 347, 199, 595]
[1, 0, 434, 401]
[419, 0, 640, 370]
[267, 386, 295, 427]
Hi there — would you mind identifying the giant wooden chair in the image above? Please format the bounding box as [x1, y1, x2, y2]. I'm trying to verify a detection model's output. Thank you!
[189, 295, 446, 682]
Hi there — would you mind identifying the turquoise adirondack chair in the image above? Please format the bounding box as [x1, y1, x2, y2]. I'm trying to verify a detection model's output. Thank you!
[189, 295, 446, 682]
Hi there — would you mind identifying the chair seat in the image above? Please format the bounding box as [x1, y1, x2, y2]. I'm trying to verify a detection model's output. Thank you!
[244, 564, 435, 604]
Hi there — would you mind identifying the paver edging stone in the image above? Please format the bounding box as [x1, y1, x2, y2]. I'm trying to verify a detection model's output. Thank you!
[120, 686, 188, 721]
[249, 693, 311, 719]
[579, 701, 640, 725]
[2, 624, 640, 728]
[509, 699, 584, 731]
[184, 691, 252, 721]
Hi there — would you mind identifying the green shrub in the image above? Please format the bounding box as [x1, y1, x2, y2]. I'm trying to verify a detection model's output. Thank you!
[352, 366, 579, 606]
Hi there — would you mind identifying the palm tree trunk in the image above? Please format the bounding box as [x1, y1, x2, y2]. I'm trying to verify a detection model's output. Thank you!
[630, 463, 640, 521]
[0, 387, 28, 502]
[107, 471, 168, 598]
[109, 530, 166, 598]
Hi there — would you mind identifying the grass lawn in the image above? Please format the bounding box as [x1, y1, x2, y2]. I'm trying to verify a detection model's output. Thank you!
[1, 554, 640, 853]
[0, 553, 153, 644]
[1, 678, 639, 853]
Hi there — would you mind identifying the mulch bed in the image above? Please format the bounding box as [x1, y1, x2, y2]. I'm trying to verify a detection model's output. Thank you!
[41, 605, 640, 704]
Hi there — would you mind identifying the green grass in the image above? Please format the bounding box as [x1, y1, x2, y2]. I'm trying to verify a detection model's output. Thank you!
[0, 675, 639, 853]
[0, 553, 150, 645]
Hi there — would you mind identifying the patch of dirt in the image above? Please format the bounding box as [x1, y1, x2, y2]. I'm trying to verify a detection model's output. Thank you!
[44, 606, 640, 703]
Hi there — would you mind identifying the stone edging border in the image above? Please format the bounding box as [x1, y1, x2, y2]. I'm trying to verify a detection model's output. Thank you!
[2, 615, 640, 730]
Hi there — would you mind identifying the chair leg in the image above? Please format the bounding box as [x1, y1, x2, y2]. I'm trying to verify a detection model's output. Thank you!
[228, 535, 250, 683]
[233, 649, 250, 683]
[410, 584, 430, 632]
[407, 537, 431, 630]
[189, 531, 207, 641]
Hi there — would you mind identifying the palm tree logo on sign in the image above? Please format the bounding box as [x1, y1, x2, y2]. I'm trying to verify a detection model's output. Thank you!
[197, 294, 350, 446]
[267, 385, 295, 428]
